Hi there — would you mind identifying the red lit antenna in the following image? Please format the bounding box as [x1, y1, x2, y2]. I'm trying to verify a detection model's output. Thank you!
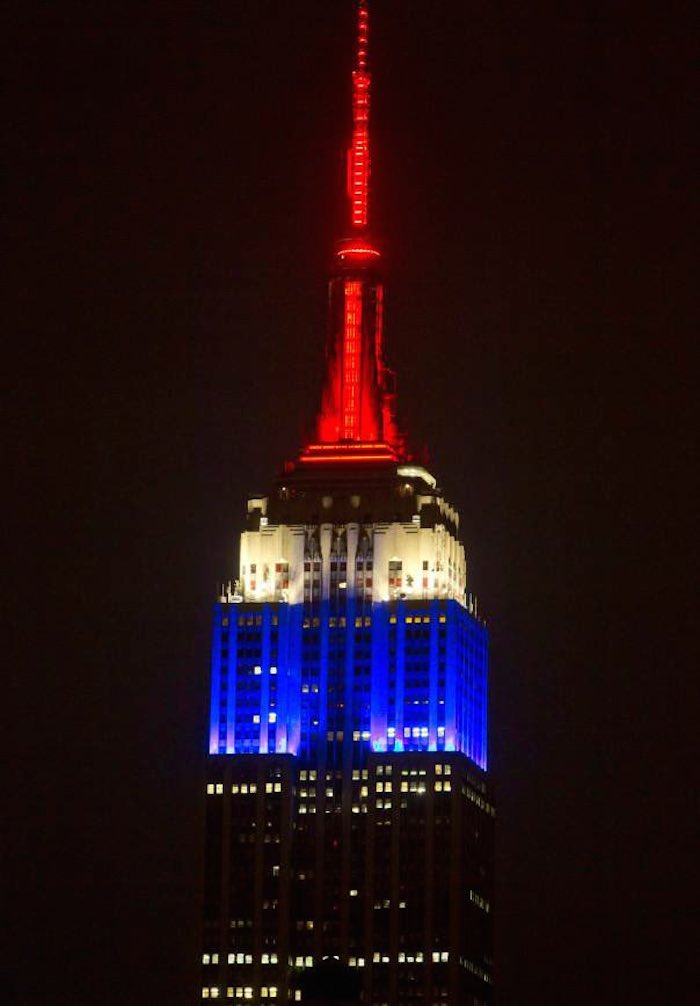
[299, 0, 408, 464]
[348, 0, 371, 230]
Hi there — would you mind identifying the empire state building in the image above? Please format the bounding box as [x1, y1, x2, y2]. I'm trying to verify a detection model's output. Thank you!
[200, 3, 494, 1003]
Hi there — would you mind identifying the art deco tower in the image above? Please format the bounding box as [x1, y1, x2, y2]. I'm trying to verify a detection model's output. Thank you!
[201, 4, 493, 1003]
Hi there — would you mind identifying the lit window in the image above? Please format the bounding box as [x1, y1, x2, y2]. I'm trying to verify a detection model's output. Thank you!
[215, 784, 223, 794]
[269, 712, 277, 723]
[253, 715, 260, 724]
[254, 666, 262, 675]
[202, 953, 211, 965]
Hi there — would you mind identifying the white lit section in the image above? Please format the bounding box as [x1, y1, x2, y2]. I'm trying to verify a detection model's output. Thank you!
[397, 464, 437, 488]
[238, 494, 467, 606]
[239, 524, 305, 604]
[372, 522, 467, 606]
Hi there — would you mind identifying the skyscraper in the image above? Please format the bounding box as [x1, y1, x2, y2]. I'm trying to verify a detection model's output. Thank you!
[200, 3, 493, 1004]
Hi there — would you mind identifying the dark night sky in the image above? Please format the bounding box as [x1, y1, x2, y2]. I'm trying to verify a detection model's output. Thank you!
[5, 1, 696, 1004]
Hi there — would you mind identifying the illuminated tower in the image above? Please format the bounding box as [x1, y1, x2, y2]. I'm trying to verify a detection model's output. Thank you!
[200, 4, 494, 1005]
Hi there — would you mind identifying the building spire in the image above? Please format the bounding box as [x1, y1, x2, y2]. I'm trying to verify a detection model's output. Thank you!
[295, 0, 406, 466]
[348, 0, 371, 230]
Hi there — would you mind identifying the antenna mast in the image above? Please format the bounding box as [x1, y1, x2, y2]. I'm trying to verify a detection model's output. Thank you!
[348, 1, 371, 230]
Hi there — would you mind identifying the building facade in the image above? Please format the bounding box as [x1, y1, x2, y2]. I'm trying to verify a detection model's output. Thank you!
[200, 4, 493, 1004]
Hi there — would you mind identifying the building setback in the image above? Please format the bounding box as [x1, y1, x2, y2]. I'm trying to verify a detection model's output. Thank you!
[200, 3, 494, 1004]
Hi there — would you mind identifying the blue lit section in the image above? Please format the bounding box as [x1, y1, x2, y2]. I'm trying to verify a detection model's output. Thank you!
[209, 598, 488, 769]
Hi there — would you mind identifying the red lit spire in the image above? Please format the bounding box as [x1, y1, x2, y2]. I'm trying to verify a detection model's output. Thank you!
[348, 0, 371, 230]
[298, 1, 407, 467]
